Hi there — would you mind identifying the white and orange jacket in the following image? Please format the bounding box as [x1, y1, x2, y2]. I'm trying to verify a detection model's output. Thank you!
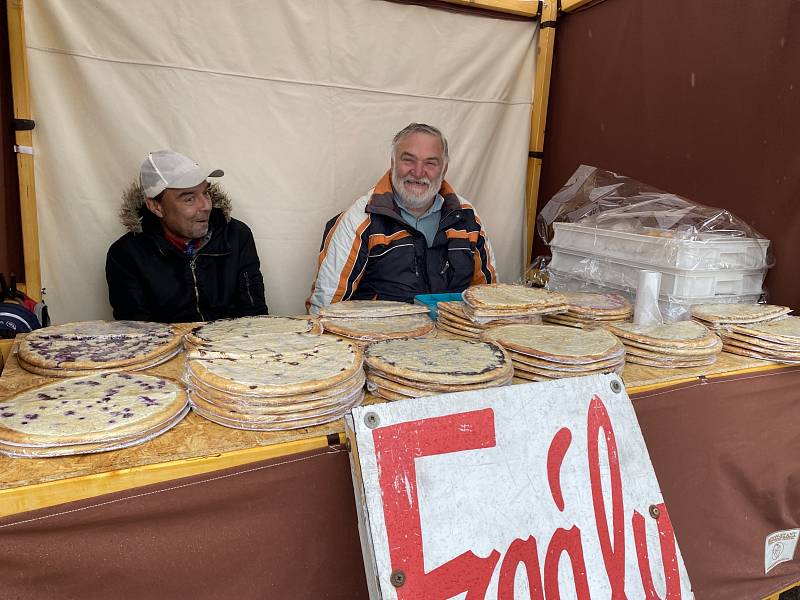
[307, 171, 496, 313]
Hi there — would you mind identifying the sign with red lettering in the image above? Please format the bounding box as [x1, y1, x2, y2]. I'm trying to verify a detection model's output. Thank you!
[346, 373, 693, 599]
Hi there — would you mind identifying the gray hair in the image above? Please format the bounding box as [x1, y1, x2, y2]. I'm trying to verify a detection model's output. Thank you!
[391, 123, 449, 164]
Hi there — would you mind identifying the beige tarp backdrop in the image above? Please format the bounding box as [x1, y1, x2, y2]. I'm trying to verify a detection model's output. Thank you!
[24, 0, 536, 322]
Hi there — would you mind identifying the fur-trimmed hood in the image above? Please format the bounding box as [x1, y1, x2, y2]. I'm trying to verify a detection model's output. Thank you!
[119, 181, 233, 233]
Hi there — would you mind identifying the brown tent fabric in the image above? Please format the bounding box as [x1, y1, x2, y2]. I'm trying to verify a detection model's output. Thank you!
[632, 367, 800, 600]
[535, 0, 800, 309]
[0, 445, 369, 600]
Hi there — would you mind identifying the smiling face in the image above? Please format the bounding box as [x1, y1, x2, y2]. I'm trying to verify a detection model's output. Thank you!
[390, 132, 448, 215]
[145, 181, 212, 241]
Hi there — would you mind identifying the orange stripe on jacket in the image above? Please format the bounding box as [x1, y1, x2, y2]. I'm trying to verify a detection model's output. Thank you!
[332, 217, 371, 303]
[445, 229, 479, 243]
[368, 230, 412, 249]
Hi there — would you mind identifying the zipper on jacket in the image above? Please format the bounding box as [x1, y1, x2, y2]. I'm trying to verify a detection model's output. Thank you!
[189, 257, 205, 321]
[243, 272, 254, 306]
[439, 259, 450, 275]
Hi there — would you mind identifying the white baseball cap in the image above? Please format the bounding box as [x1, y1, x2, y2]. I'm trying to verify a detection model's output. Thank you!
[140, 150, 224, 198]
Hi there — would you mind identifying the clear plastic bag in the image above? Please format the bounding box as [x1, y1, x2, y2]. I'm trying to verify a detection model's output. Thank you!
[535, 166, 773, 321]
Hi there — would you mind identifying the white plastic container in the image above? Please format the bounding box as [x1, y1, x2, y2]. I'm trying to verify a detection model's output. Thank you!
[550, 247, 767, 297]
[546, 269, 762, 323]
[551, 222, 770, 270]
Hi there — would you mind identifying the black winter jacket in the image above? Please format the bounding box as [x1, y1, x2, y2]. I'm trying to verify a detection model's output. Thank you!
[307, 171, 496, 312]
[106, 185, 267, 322]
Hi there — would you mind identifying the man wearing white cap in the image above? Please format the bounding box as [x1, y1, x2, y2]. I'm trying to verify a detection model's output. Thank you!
[105, 150, 267, 322]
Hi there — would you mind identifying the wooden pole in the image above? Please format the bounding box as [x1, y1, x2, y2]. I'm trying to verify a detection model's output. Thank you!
[559, 0, 596, 13]
[6, 0, 40, 300]
[440, 0, 541, 18]
[524, 0, 557, 269]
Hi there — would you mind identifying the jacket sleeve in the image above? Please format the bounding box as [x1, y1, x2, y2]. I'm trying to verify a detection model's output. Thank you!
[469, 205, 498, 285]
[105, 245, 154, 321]
[306, 198, 371, 314]
[231, 222, 268, 317]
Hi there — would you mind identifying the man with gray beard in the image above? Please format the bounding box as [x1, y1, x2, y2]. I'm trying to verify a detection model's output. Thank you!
[307, 123, 496, 313]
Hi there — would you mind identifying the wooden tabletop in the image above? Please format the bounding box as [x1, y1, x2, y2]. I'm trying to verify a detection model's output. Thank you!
[0, 331, 778, 516]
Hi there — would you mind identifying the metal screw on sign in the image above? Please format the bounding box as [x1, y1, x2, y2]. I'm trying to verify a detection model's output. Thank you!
[390, 570, 406, 588]
[649, 504, 661, 519]
[610, 379, 622, 394]
[364, 412, 380, 429]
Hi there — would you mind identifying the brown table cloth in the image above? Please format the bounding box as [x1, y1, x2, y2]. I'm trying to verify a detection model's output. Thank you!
[632, 367, 800, 599]
[0, 444, 368, 600]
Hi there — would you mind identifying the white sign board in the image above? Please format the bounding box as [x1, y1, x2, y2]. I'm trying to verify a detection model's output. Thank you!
[347, 373, 693, 599]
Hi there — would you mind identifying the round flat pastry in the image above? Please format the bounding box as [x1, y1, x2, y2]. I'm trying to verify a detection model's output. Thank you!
[0, 372, 187, 447]
[481, 324, 623, 364]
[0, 407, 189, 458]
[605, 321, 717, 349]
[318, 300, 428, 319]
[191, 392, 363, 431]
[18, 345, 182, 378]
[562, 292, 633, 316]
[506, 349, 623, 372]
[719, 339, 800, 360]
[513, 361, 622, 378]
[690, 303, 791, 324]
[369, 386, 409, 402]
[463, 284, 567, 310]
[367, 369, 512, 393]
[186, 368, 365, 404]
[186, 315, 321, 348]
[19, 328, 181, 371]
[438, 316, 483, 334]
[368, 365, 512, 391]
[28, 320, 171, 340]
[721, 345, 800, 363]
[365, 338, 511, 385]
[187, 335, 363, 396]
[366, 375, 431, 398]
[189, 387, 361, 422]
[320, 314, 434, 341]
[436, 321, 481, 339]
[717, 330, 799, 351]
[727, 316, 800, 344]
[621, 336, 722, 358]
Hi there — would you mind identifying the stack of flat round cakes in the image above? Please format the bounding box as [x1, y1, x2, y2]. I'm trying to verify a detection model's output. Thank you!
[481, 324, 625, 382]
[363, 338, 513, 400]
[703, 316, 800, 363]
[436, 301, 541, 340]
[18, 321, 182, 377]
[185, 334, 365, 430]
[543, 292, 633, 328]
[185, 315, 322, 352]
[690, 303, 791, 329]
[605, 321, 722, 368]
[462, 284, 567, 324]
[0, 371, 188, 457]
[318, 300, 434, 345]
